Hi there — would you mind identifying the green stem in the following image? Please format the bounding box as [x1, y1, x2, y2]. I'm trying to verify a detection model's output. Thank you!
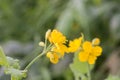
[75, 74, 79, 80]
[87, 63, 91, 80]
[24, 52, 44, 70]
[43, 38, 47, 51]
[24, 43, 53, 70]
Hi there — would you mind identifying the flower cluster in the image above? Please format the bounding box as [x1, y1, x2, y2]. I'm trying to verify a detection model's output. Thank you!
[79, 39, 102, 64]
[46, 30, 68, 64]
[39, 29, 102, 64]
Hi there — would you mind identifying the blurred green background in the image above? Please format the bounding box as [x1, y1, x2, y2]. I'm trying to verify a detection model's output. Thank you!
[0, 0, 120, 80]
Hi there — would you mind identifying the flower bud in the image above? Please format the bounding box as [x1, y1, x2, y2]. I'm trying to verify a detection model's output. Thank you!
[45, 29, 51, 39]
[92, 38, 100, 46]
[39, 41, 45, 47]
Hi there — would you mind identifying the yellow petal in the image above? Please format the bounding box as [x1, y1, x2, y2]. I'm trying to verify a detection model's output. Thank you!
[48, 29, 66, 44]
[92, 46, 102, 56]
[88, 55, 97, 64]
[46, 52, 52, 58]
[83, 41, 92, 52]
[79, 51, 89, 62]
[68, 36, 82, 52]
[52, 43, 67, 57]
[50, 53, 59, 64]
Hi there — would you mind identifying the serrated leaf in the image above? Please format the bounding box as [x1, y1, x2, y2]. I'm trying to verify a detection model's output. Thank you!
[7, 56, 20, 69]
[0, 46, 9, 66]
[5, 68, 27, 80]
[105, 75, 120, 80]
[70, 52, 94, 79]
[11, 75, 21, 80]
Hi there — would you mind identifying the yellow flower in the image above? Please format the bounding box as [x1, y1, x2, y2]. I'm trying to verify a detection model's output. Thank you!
[52, 43, 68, 58]
[68, 37, 83, 52]
[46, 43, 67, 64]
[46, 29, 68, 64]
[79, 40, 102, 64]
[48, 29, 66, 44]
[46, 52, 59, 64]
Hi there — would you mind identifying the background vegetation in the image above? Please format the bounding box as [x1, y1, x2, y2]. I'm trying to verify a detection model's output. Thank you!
[0, 0, 120, 80]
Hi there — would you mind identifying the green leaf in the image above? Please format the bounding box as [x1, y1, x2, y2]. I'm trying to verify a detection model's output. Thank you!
[5, 68, 27, 80]
[11, 75, 22, 80]
[0, 46, 9, 66]
[70, 52, 94, 79]
[105, 75, 120, 80]
[6, 57, 20, 69]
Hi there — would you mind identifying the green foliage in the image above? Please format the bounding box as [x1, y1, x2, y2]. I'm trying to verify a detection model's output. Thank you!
[5, 68, 26, 80]
[70, 52, 94, 80]
[7, 57, 20, 69]
[0, 47, 9, 66]
[0, 46, 26, 80]
[105, 75, 120, 80]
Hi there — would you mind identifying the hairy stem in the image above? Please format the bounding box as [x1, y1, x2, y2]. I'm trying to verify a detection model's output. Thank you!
[24, 43, 52, 70]
[24, 52, 44, 70]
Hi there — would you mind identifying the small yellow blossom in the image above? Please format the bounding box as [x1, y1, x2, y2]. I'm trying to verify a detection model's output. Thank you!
[46, 52, 59, 64]
[46, 29, 68, 64]
[79, 40, 102, 64]
[48, 29, 66, 44]
[68, 37, 83, 52]
[46, 44, 66, 64]
[52, 43, 68, 58]
[92, 38, 100, 46]
[46, 43, 67, 64]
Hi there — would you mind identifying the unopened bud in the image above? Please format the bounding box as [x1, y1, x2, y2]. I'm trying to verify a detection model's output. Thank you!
[92, 38, 100, 46]
[45, 29, 51, 39]
[39, 41, 45, 47]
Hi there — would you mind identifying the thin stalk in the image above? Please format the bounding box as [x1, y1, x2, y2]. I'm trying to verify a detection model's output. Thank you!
[87, 63, 91, 80]
[24, 43, 52, 70]
[43, 38, 47, 51]
[75, 74, 79, 80]
[24, 52, 44, 70]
